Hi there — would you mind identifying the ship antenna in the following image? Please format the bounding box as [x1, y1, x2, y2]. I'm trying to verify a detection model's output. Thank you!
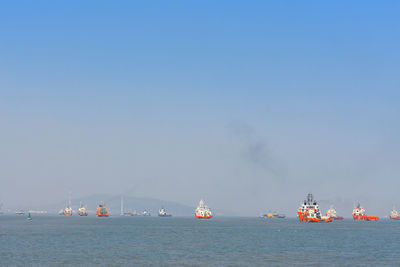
[120, 195, 124, 216]
[68, 191, 72, 208]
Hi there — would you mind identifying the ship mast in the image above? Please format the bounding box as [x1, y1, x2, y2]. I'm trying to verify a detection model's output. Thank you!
[68, 191, 72, 208]
[120, 195, 124, 216]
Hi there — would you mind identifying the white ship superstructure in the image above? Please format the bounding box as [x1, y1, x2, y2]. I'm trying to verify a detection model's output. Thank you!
[142, 210, 151, 216]
[78, 202, 88, 216]
[390, 207, 400, 220]
[326, 205, 337, 218]
[158, 207, 172, 217]
[195, 200, 212, 219]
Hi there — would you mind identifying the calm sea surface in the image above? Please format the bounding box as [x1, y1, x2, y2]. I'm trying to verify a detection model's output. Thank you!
[1, 215, 400, 266]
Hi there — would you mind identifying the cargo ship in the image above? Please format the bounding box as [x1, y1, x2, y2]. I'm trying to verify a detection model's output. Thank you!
[352, 203, 378, 221]
[195, 200, 213, 219]
[96, 201, 109, 217]
[298, 193, 332, 222]
[78, 202, 88, 216]
[390, 207, 400, 220]
[158, 207, 172, 217]
[326, 205, 344, 220]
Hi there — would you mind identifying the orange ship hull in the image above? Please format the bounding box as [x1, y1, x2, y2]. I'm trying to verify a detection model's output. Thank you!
[96, 208, 109, 217]
[353, 215, 379, 221]
[195, 215, 212, 219]
[63, 212, 72, 216]
[298, 212, 332, 223]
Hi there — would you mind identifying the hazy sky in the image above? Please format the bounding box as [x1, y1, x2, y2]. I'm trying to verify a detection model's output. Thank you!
[1, 1, 400, 216]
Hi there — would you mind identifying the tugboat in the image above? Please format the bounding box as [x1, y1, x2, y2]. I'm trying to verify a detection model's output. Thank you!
[142, 210, 151, 216]
[389, 207, 400, 220]
[63, 195, 72, 216]
[263, 212, 277, 218]
[352, 203, 379, 221]
[158, 207, 172, 217]
[195, 200, 213, 219]
[78, 202, 88, 216]
[298, 193, 332, 223]
[96, 201, 109, 217]
[326, 205, 344, 220]
[63, 205, 72, 216]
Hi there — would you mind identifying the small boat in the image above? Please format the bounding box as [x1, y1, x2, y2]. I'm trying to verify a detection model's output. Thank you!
[96, 201, 109, 217]
[298, 193, 332, 223]
[195, 200, 213, 219]
[27, 213, 32, 221]
[78, 202, 88, 216]
[326, 205, 344, 220]
[263, 212, 277, 218]
[389, 207, 400, 220]
[158, 207, 172, 217]
[352, 203, 379, 221]
[262, 211, 286, 219]
[16, 209, 24, 215]
[142, 210, 151, 216]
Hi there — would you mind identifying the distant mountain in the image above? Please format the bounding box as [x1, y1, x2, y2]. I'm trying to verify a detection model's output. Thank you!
[38, 194, 234, 216]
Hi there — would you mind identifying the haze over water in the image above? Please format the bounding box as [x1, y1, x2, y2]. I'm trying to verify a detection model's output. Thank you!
[1, 1, 400, 217]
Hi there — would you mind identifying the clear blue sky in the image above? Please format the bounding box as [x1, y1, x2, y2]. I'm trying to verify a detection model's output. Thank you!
[1, 1, 399, 216]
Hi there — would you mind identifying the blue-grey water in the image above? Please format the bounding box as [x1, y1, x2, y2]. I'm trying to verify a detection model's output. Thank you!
[1, 216, 400, 266]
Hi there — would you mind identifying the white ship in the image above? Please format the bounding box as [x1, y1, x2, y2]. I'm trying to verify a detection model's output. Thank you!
[78, 202, 88, 216]
[142, 210, 151, 216]
[158, 207, 172, 217]
[195, 200, 212, 219]
[326, 205, 343, 220]
[390, 207, 400, 220]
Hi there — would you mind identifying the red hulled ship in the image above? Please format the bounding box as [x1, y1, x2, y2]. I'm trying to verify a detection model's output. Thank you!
[352, 203, 378, 221]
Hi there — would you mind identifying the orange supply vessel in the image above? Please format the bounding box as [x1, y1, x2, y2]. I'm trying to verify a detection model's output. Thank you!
[298, 193, 332, 223]
[96, 201, 109, 217]
[352, 203, 378, 221]
[195, 200, 213, 219]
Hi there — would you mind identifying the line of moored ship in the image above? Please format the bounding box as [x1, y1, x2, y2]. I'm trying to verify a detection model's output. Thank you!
[263, 193, 400, 222]
[11, 194, 400, 220]
[295, 193, 399, 222]
[56, 199, 209, 218]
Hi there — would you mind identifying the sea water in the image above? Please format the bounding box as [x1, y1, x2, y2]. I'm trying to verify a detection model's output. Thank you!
[1, 216, 400, 266]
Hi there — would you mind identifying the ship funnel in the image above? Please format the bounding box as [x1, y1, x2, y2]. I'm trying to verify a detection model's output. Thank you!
[307, 193, 314, 203]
